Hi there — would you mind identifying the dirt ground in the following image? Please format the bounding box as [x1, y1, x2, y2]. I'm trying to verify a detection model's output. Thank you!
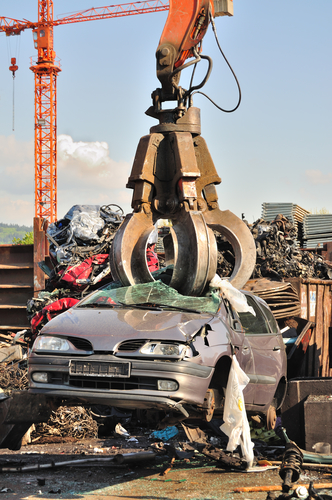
[0, 431, 331, 500]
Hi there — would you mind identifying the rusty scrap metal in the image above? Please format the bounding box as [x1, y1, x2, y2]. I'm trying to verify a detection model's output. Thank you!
[46, 204, 124, 282]
[251, 216, 332, 280]
[234, 483, 332, 493]
[180, 422, 246, 469]
[216, 215, 332, 282]
[181, 423, 208, 445]
[201, 444, 247, 469]
[0, 364, 28, 396]
[279, 442, 303, 493]
[243, 278, 301, 319]
[0, 451, 156, 473]
[33, 406, 99, 440]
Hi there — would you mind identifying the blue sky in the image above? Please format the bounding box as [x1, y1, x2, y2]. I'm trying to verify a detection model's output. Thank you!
[0, 0, 331, 226]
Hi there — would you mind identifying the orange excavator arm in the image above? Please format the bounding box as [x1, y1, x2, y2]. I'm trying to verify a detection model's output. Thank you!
[155, 0, 213, 98]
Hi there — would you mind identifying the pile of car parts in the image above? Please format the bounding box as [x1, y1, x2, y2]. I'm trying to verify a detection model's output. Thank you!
[27, 204, 125, 337]
[45, 204, 124, 289]
[32, 406, 98, 441]
[261, 202, 310, 243]
[46, 204, 124, 268]
[216, 215, 332, 281]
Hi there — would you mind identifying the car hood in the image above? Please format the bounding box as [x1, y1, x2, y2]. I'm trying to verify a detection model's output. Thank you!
[40, 306, 215, 350]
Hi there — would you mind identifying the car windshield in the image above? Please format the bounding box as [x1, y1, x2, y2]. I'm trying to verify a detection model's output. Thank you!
[77, 281, 221, 315]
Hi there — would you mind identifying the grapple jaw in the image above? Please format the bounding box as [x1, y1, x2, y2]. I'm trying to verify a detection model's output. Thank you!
[110, 107, 256, 296]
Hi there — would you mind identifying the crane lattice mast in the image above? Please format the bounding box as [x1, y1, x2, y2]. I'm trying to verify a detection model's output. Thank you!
[30, 0, 59, 222]
[0, 0, 169, 222]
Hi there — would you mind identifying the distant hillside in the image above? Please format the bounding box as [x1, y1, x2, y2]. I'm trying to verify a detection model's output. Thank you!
[0, 223, 33, 244]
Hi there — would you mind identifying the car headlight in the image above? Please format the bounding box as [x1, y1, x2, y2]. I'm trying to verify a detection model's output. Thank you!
[140, 342, 190, 358]
[33, 336, 70, 351]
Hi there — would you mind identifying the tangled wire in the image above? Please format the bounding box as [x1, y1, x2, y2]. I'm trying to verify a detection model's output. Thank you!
[33, 406, 99, 440]
[0, 363, 29, 396]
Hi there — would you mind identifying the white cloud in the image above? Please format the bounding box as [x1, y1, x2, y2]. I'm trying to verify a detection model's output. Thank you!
[58, 135, 110, 169]
[57, 134, 131, 189]
[0, 194, 34, 226]
[305, 169, 332, 185]
[0, 135, 34, 195]
[0, 134, 133, 225]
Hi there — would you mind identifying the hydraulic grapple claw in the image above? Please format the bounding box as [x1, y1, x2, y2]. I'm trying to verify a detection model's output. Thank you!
[110, 211, 155, 286]
[110, 107, 256, 295]
[204, 208, 257, 290]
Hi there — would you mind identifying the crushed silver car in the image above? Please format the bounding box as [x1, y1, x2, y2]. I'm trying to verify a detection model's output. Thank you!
[28, 280, 287, 429]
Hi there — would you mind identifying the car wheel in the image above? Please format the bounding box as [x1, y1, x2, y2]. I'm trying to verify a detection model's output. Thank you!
[266, 405, 277, 430]
[202, 389, 216, 422]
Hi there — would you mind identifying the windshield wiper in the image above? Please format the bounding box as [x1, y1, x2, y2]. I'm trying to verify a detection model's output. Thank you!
[77, 303, 119, 309]
[118, 301, 163, 311]
[132, 303, 202, 314]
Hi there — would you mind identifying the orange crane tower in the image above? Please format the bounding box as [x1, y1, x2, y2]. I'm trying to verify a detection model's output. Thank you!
[0, 1, 169, 222]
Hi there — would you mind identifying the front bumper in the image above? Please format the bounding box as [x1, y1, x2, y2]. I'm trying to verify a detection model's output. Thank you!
[28, 353, 213, 415]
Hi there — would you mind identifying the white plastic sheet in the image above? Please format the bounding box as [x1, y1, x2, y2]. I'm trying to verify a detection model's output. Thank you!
[220, 356, 254, 467]
[209, 275, 255, 316]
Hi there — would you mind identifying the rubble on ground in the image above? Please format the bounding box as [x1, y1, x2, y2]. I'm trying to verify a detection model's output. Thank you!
[32, 406, 99, 442]
[0, 360, 28, 395]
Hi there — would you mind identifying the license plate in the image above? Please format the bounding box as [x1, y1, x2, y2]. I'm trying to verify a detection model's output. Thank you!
[69, 360, 131, 378]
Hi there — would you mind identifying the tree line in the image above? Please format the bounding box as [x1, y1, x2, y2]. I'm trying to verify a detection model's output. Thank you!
[0, 223, 33, 244]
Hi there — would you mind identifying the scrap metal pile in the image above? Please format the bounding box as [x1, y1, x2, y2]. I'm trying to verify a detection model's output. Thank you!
[27, 204, 125, 338]
[0, 334, 98, 442]
[216, 214, 332, 282]
[32, 406, 99, 442]
[45, 204, 124, 288]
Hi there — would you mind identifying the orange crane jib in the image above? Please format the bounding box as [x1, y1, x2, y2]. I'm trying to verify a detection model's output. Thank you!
[0, 0, 170, 223]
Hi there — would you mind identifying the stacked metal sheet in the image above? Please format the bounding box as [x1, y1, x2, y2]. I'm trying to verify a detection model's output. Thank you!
[262, 203, 310, 223]
[302, 214, 332, 248]
[261, 203, 310, 244]
[243, 278, 301, 319]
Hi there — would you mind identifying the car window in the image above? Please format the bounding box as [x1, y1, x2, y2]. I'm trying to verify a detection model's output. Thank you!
[258, 302, 279, 334]
[78, 281, 221, 315]
[237, 295, 270, 334]
[224, 300, 243, 332]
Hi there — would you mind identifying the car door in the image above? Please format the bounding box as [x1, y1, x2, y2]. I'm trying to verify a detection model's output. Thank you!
[237, 294, 285, 407]
[223, 300, 256, 405]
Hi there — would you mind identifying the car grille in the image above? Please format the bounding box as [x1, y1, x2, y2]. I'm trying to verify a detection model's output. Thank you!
[68, 337, 93, 351]
[49, 373, 67, 385]
[68, 375, 157, 391]
[117, 339, 146, 352]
